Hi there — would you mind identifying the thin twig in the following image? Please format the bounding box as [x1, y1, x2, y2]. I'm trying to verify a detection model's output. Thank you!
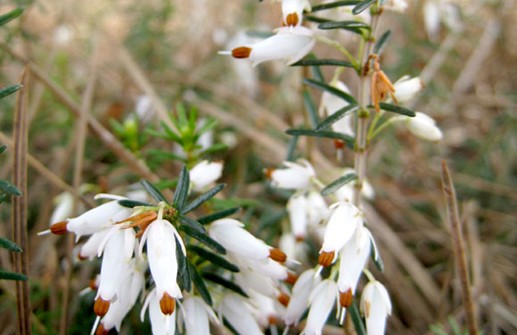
[441, 160, 478, 335]
[12, 66, 31, 335]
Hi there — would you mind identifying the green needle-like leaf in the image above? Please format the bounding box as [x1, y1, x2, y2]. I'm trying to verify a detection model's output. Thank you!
[352, 0, 377, 15]
[197, 207, 241, 225]
[321, 173, 358, 196]
[0, 180, 21, 196]
[286, 128, 355, 148]
[0, 8, 23, 27]
[292, 59, 354, 68]
[176, 235, 191, 292]
[0, 145, 6, 154]
[117, 199, 151, 208]
[173, 165, 190, 209]
[318, 20, 371, 31]
[311, 1, 362, 12]
[0, 237, 22, 252]
[304, 78, 357, 104]
[316, 104, 358, 131]
[374, 30, 391, 55]
[202, 273, 248, 298]
[0, 84, 22, 100]
[0, 270, 27, 281]
[188, 245, 239, 273]
[189, 263, 213, 306]
[179, 225, 226, 254]
[179, 216, 206, 234]
[303, 90, 319, 128]
[286, 135, 299, 162]
[350, 301, 367, 335]
[378, 102, 416, 117]
[181, 184, 226, 215]
[141, 180, 168, 203]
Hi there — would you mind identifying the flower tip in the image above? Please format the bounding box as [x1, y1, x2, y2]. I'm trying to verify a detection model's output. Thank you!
[269, 248, 287, 263]
[50, 221, 68, 235]
[339, 289, 353, 308]
[318, 250, 335, 267]
[159, 292, 176, 315]
[231, 47, 252, 59]
[93, 297, 110, 317]
[285, 272, 298, 285]
[277, 292, 291, 307]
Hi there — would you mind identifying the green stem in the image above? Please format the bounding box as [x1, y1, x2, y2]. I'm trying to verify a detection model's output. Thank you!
[315, 34, 360, 70]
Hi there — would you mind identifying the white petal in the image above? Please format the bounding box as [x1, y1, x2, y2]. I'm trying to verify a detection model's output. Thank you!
[406, 112, 443, 141]
[287, 193, 308, 239]
[393, 76, 423, 103]
[284, 269, 320, 326]
[190, 160, 224, 192]
[183, 296, 214, 335]
[148, 290, 177, 335]
[337, 226, 371, 294]
[219, 294, 264, 335]
[320, 202, 362, 256]
[302, 279, 338, 335]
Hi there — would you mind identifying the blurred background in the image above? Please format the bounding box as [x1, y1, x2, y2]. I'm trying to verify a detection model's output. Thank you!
[0, 0, 515, 334]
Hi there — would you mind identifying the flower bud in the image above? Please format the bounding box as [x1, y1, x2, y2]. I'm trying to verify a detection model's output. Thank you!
[406, 112, 443, 141]
[360, 281, 392, 335]
[189, 160, 223, 192]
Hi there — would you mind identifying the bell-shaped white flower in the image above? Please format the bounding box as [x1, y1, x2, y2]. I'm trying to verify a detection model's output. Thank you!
[281, 0, 311, 27]
[95, 226, 136, 316]
[181, 296, 217, 335]
[209, 219, 286, 262]
[64, 199, 131, 239]
[222, 26, 315, 67]
[49, 192, 74, 224]
[142, 289, 177, 335]
[142, 219, 186, 315]
[236, 269, 279, 298]
[337, 226, 372, 308]
[319, 202, 362, 267]
[301, 279, 339, 335]
[393, 76, 424, 103]
[287, 193, 308, 240]
[406, 112, 443, 141]
[219, 293, 264, 335]
[242, 257, 289, 281]
[269, 160, 315, 190]
[319, 81, 355, 138]
[284, 269, 321, 326]
[306, 191, 329, 226]
[248, 290, 283, 328]
[360, 281, 392, 335]
[189, 160, 223, 192]
[79, 229, 110, 260]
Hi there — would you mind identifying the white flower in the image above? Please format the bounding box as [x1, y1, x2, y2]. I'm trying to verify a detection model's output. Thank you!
[284, 269, 321, 326]
[360, 281, 392, 335]
[219, 293, 264, 335]
[79, 229, 110, 260]
[189, 160, 223, 192]
[142, 219, 186, 314]
[209, 219, 286, 262]
[181, 296, 217, 335]
[423, 0, 462, 41]
[222, 26, 315, 67]
[319, 202, 362, 267]
[135, 95, 155, 123]
[281, 0, 311, 27]
[383, 0, 408, 12]
[64, 199, 131, 239]
[337, 226, 372, 307]
[269, 160, 315, 190]
[319, 81, 355, 138]
[143, 289, 177, 335]
[393, 76, 424, 103]
[248, 290, 283, 328]
[49, 192, 74, 224]
[235, 269, 279, 298]
[306, 191, 329, 226]
[94, 227, 136, 316]
[301, 279, 339, 335]
[287, 193, 308, 239]
[406, 112, 443, 141]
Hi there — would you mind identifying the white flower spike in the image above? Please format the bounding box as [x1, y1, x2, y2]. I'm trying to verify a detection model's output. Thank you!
[221, 26, 315, 67]
[319, 202, 362, 267]
[360, 281, 392, 335]
[189, 160, 223, 192]
[406, 112, 443, 141]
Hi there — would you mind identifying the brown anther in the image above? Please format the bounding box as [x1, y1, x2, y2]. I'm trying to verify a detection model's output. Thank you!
[93, 297, 110, 317]
[285, 13, 299, 27]
[318, 250, 335, 267]
[285, 272, 298, 285]
[339, 288, 353, 308]
[295, 234, 305, 242]
[334, 139, 345, 149]
[89, 278, 98, 291]
[269, 248, 287, 263]
[277, 293, 290, 307]
[50, 221, 68, 235]
[120, 211, 158, 238]
[95, 324, 109, 335]
[370, 55, 397, 113]
[78, 253, 88, 261]
[159, 292, 176, 315]
[268, 315, 280, 325]
[264, 168, 274, 179]
[231, 47, 252, 59]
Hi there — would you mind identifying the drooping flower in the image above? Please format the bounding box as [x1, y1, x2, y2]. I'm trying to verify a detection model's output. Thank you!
[280, 0, 312, 27]
[301, 279, 339, 335]
[180, 296, 217, 335]
[189, 160, 223, 192]
[337, 226, 372, 308]
[221, 26, 315, 67]
[318, 202, 362, 267]
[284, 269, 321, 326]
[208, 219, 286, 263]
[319, 81, 355, 139]
[141, 219, 186, 315]
[219, 293, 264, 335]
[360, 281, 392, 335]
[287, 193, 308, 240]
[267, 159, 315, 190]
[406, 112, 443, 141]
